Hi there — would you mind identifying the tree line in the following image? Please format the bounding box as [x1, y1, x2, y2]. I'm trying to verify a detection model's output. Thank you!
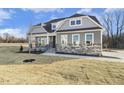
[102, 10, 124, 49]
[0, 33, 27, 43]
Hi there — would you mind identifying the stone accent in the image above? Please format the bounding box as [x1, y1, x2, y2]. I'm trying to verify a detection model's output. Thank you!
[56, 44, 102, 56]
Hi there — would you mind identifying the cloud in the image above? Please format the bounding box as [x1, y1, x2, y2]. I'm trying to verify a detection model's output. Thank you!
[22, 8, 64, 13]
[0, 28, 25, 38]
[104, 8, 124, 13]
[77, 8, 92, 14]
[0, 9, 12, 23]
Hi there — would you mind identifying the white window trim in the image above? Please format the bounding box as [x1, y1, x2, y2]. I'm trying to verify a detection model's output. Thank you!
[69, 18, 82, 26]
[85, 33, 94, 46]
[72, 34, 80, 45]
[70, 20, 75, 26]
[61, 35, 68, 45]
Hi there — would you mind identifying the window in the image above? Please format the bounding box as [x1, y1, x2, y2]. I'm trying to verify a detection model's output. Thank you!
[61, 35, 68, 45]
[53, 25, 56, 29]
[52, 24, 56, 30]
[35, 37, 47, 46]
[85, 33, 94, 46]
[41, 37, 47, 46]
[76, 20, 81, 25]
[70, 19, 82, 26]
[35, 37, 41, 46]
[71, 20, 75, 25]
[72, 34, 80, 45]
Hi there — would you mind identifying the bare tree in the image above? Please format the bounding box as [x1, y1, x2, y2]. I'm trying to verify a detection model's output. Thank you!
[114, 11, 124, 38]
[102, 13, 113, 47]
[3, 33, 10, 43]
[0, 33, 27, 43]
[0, 35, 3, 43]
[103, 10, 124, 48]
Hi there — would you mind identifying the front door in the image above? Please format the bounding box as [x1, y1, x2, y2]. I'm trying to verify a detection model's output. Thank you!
[49, 36, 56, 48]
[53, 36, 56, 48]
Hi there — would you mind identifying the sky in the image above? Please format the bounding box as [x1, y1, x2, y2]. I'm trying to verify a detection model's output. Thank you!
[0, 8, 119, 38]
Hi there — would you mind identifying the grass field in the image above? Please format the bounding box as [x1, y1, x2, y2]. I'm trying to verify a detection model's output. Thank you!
[0, 45, 124, 84]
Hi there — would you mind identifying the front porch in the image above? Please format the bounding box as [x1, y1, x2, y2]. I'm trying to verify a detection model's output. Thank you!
[31, 41, 102, 56]
[30, 34, 102, 56]
[34, 34, 56, 48]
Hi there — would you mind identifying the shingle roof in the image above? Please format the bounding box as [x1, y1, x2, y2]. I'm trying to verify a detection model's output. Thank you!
[68, 14, 86, 18]
[33, 14, 102, 33]
[34, 18, 66, 27]
[89, 16, 101, 25]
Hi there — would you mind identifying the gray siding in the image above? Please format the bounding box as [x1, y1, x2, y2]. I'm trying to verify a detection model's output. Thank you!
[59, 17, 98, 30]
[56, 30, 101, 45]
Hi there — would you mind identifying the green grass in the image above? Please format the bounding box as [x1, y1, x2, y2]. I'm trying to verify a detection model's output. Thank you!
[0, 46, 72, 64]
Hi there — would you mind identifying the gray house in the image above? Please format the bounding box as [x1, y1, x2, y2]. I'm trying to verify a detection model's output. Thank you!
[28, 14, 104, 55]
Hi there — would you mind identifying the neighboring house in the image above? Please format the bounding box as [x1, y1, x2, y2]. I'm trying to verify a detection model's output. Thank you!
[27, 14, 104, 56]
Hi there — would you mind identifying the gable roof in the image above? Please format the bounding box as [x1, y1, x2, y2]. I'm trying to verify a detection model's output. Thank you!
[88, 16, 101, 26]
[33, 13, 102, 33]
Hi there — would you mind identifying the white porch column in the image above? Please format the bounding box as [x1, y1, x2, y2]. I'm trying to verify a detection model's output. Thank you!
[101, 30, 103, 52]
[47, 35, 49, 44]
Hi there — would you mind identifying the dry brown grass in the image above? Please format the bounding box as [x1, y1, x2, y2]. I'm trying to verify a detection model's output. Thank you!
[0, 43, 28, 47]
[0, 59, 124, 85]
[0, 46, 71, 64]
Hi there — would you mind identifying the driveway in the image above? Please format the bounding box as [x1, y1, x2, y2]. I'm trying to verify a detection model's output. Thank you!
[42, 49, 124, 62]
[102, 50, 124, 62]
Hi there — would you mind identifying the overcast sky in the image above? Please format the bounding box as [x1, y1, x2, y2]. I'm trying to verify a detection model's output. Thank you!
[0, 8, 120, 38]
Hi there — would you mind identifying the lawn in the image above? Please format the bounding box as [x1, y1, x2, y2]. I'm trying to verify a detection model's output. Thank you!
[0, 46, 124, 84]
[0, 46, 72, 64]
[0, 59, 124, 84]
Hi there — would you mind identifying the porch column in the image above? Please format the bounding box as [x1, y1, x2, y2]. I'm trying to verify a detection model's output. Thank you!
[47, 35, 49, 44]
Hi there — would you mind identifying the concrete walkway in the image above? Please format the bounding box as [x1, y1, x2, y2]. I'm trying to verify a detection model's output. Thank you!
[42, 50, 124, 62]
